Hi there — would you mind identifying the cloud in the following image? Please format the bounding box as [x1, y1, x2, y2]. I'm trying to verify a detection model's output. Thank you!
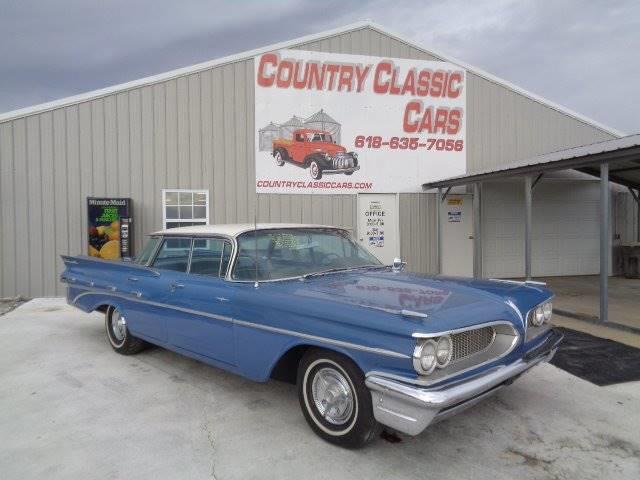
[1, 0, 638, 133]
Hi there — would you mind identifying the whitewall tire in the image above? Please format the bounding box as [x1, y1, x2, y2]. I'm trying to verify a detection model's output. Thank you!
[297, 348, 381, 448]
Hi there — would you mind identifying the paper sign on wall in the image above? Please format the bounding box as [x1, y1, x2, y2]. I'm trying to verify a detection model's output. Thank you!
[255, 50, 467, 194]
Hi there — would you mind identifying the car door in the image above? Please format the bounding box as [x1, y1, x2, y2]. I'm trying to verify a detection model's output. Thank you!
[162, 236, 236, 365]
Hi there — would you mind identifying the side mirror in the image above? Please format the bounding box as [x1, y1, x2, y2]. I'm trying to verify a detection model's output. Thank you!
[392, 257, 405, 271]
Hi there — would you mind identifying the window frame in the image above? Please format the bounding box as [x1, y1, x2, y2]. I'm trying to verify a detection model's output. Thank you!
[188, 236, 234, 279]
[161, 189, 210, 230]
[149, 236, 194, 273]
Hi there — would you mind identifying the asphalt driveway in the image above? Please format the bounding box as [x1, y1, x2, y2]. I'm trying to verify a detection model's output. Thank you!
[1, 299, 639, 480]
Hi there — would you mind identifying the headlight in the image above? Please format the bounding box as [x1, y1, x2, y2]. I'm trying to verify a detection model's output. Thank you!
[529, 301, 552, 327]
[413, 339, 438, 375]
[436, 335, 453, 367]
[413, 335, 453, 375]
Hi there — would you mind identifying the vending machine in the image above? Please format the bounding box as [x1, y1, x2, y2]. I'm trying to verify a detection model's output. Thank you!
[87, 198, 133, 260]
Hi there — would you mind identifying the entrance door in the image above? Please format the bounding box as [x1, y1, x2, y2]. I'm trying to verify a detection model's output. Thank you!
[357, 194, 400, 264]
[441, 194, 474, 276]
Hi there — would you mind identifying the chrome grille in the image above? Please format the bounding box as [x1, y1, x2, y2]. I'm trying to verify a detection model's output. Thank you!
[332, 154, 354, 169]
[451, 326, 496, 362]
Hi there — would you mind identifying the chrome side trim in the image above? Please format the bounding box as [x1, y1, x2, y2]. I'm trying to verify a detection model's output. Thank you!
[233, 319, 410, 359]
[70, 287, 410, 359]
[71, 288, 234, 323]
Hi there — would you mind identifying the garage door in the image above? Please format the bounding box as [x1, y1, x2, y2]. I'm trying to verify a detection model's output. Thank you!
[483, 180, 601, 278]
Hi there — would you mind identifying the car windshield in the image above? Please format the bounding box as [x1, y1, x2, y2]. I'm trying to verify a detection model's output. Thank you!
[309, 133, 332, 142]
[135, 236, 160, 265]
[232, 228, 382, 281]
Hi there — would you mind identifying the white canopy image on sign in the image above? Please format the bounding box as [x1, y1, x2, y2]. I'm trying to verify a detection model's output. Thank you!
[255, 50, 466, 194]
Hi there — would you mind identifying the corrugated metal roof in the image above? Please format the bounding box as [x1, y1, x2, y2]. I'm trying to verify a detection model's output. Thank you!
[423, 134, 640, 189]
[0, 21, 625, 137]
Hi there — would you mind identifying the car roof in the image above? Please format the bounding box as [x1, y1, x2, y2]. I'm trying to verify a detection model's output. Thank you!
[150, 223, 347, 237]
[296, 128, 330, 135]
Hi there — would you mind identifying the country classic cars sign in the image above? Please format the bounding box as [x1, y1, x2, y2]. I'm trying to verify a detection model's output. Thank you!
[255, 50, 466, 194]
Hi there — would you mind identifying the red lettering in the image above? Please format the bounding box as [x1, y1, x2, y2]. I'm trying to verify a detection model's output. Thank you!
[373, 61, 392, 94]
[337, 66, 354, 92]
[447, 72, 463, 98]
[403, 101, 422, 133]
[354, 65, 371, 92]
[433, 108, 448, 133]
[276, 60, 294, 88]
[447, 109, 463, 134]
[256, 53, 278, 87]
[431, 71, 444, 97]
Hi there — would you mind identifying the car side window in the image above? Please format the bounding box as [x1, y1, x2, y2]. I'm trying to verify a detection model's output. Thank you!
[151, 238, 192, 272]
[189, 237, 232, 278]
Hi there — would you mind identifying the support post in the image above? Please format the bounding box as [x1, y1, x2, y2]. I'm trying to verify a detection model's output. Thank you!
[473, 183, 482, 278]
[600, 163, 609, 323]
[630, 187, 640, 242]
[437, 187, 442, 274]
[524, 175, 533, 281]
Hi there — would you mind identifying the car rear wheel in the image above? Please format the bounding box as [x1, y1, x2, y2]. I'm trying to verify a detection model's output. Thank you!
[274, 150, 285, 166]
[309, 160, 322, 180]
[105, 306, 147, 355]
[297, 349, 381, 448]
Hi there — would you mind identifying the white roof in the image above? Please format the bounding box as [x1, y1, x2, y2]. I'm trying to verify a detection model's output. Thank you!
[0, 21, 624, 136]
[151, 223, 345, 237]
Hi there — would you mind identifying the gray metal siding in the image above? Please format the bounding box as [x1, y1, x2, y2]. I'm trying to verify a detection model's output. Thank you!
[0, 26, 616, 297]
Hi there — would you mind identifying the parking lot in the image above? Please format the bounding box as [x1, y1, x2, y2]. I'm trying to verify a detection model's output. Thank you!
[1, 298, 639, 480]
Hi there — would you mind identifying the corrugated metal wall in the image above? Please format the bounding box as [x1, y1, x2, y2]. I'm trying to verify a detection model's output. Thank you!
[0, 26, 615, 297]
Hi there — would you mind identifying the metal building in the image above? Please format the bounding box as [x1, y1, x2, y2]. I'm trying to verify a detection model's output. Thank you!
[0, 21, 631, 298]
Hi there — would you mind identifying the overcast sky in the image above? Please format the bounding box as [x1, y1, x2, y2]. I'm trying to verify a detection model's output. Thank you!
[1, 0, 638, 133]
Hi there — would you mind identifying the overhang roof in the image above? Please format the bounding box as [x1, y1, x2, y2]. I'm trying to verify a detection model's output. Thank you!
[0, 22, 624, 137]
[422, 134, 640, 189]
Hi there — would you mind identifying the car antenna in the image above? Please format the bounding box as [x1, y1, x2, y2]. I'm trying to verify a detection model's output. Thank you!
[254, 207, 259, 289]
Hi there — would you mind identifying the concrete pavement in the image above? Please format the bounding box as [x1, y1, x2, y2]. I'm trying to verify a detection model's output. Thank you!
[1, 298, 639, 480]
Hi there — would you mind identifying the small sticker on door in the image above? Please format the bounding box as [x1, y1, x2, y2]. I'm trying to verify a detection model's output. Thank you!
[448, 211, 462, 223]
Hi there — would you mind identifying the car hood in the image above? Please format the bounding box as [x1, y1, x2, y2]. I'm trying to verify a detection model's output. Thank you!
[310, 142, 346, 154]
[277, 269, 552, 335]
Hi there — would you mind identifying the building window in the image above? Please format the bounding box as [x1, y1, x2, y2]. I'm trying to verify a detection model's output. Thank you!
[162, 189, 209, 229]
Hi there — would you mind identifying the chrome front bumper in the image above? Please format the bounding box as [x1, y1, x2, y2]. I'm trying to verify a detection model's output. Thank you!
[365, 329, 563, 436]
[323, 165, 360, 175]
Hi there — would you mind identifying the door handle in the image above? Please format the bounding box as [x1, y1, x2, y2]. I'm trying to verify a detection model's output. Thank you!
[215, 296, 229, 302]
[127, 276, 139, 282]
[170, 282, 185, 291]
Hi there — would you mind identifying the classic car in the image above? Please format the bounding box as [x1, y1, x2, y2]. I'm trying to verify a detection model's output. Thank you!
[61, 224, 562, 448]
[272, 129, 359, 180]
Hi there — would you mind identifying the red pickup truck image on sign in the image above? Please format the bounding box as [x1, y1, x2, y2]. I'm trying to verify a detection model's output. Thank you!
[272, 128, 360, 180]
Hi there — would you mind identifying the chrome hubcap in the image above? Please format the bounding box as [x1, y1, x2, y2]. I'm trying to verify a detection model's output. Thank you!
[311, 163, 318, 177]
[111, 309, 126, 342]
[311, 367, 354, 425]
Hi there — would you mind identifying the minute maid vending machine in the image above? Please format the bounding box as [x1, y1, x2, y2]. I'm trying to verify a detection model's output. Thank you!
[87, 198, 133, 260]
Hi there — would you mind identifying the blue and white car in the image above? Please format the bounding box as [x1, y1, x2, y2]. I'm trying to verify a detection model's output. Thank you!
[61, 224, 562, 448]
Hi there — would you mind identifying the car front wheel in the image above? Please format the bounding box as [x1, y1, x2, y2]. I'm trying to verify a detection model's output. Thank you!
[105, 306, 147, 355]
[297, 348, 381, 448]
[309, 160, 323, 180]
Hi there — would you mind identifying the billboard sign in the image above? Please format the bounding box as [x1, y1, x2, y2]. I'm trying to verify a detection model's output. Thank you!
[87, 198, 133, 260]
[255, 50, 466, 194]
